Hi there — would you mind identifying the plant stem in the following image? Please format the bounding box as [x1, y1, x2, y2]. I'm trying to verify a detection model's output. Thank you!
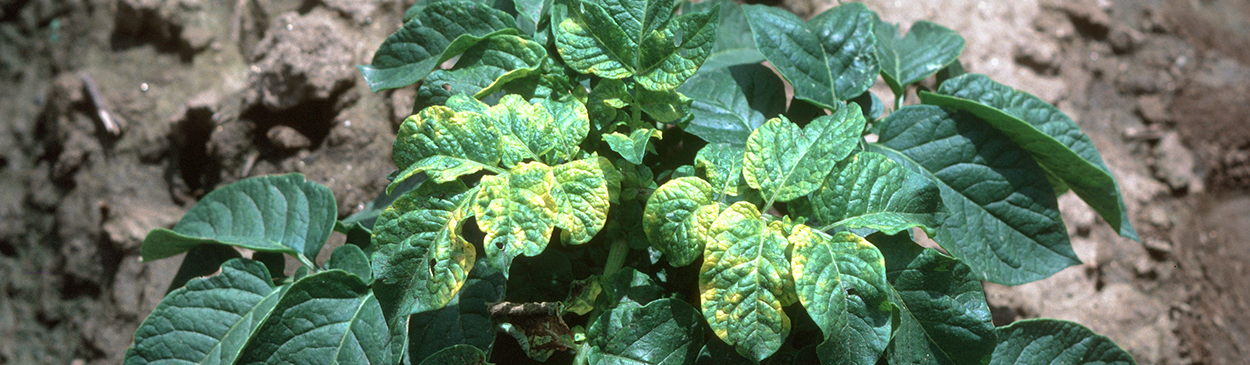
[602, 238, 628, 278]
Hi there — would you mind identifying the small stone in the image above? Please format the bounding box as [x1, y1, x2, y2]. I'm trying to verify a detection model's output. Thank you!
[1137, 95, 1170, 124]
[1151, 132, 1199, 192]
[1142, 237, 1173, 255]
[1108, 24, 1142, 54]
[266, 125, 312, 150]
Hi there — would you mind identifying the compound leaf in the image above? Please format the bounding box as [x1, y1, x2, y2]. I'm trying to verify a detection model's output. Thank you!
[552, 156, 612, 245]
[123, 259, 286, 365]
[584, 298, 706, 365]
[870, 105, 1076, 285]
[361, 1, 518, 91]
[990, 319, 1137, 365]
[810, 151, 945, 234]
[553, 0, 718, 90]
[371, 181, 477, 318]
[742, 3, 878, 110]
[872, 232, 997, 365]
[744, 104, 866, 205]
[679, 64, 786, 147]
[140, 173, 336, 263]
[874, 19, 965, 97]
[644, 176, 718, 267]
[921, 74, 1137, 241]
[235, 271, 391, 365]
[700, 201, 796, 362]
[474, 162, 559, 275]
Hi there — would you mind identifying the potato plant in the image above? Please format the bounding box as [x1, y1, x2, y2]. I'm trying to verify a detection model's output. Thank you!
[124, 0, 1141, 364]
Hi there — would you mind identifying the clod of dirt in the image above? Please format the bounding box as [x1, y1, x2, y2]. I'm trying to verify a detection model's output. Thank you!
[1043, 0, 1112, 40]
[266, 125, 313, 150]
[102, 196, 183, 252]
[1136, 95, 1170, 125]
[319, 0, 380, 25]
[247, 9, 356, 112]
[114, 0, 218, 56]
[1151, 132, 1201, 193]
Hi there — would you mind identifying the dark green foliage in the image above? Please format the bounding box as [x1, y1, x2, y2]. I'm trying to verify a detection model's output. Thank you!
[125, 1, 1140, 364]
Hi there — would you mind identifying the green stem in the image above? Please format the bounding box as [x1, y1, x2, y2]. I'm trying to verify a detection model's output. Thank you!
[602, 238, 629, 278]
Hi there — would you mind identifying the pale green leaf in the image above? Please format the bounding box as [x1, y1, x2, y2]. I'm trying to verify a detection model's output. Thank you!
[140, 173, 336, 263]
[870, 105, 1076, 285]
[810, 151, 945, 234]
[874, 19, 965, 97]
[488, 94, 560, 166]
[393, 98, 503, 177]
[371, 180, 477, 318]
[990, 319, 1137, 365]
[605, 128, 661, 164]
[414, 34, 549, 110]
[644, 176, 718, 267]
[542, 94, 591, 161]
[922, 73, 1137, 241]
[700, 201, 795, 362]
[390, 155, 492, 193]
[695, 143, 746, 197]
[474, 162, 559, 275]
[788, 225, 847, 339]
[636, 88, 693, 124]
[743, 104, 866, 205]
[124, 259, 286, 365]
[679, 64, 785, 146]
[742, 3, 879, 110]
[552, 156, 612, 245]
[361, 1, 519, 91]
[553, 0, 719, 90]
[235, 271, 391, 365]
[799, 230, 892, 365]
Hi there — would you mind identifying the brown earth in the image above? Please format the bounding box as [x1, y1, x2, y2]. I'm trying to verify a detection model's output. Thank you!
[1, 0, 1248, 364]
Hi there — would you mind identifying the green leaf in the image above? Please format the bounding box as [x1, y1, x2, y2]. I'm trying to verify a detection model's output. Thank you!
[870, 105, 1076, 285]
[922, 73, 1137, 241]
[872, 232, 997, 365]
[360, 1, 519, 92]
[408, 259, 507, 363]
[419, 345, 494, 365]
[513, 0, 550, 35]
[810, 151, 945, 234]
[541, 94, 592, 161]
[395, 155, 493, 187]
[551, 156, 612, 245]
[140, 173, 336, 263]
[874, 19, 965, 97]
[124, 259, 285, 365]
[700, 201, 796, 362]
[489, 94, 562, 166]
[553, 0, 719, 90]
[584, 298, 707, 365]
[165, 244, 241, 293]
[605, 128, 661, 164]
[742, 3, 879, 110]
[596, 267, 666, 310]
[791, 228, 892, 365]
[684, 0, 766, 71]
[990, 319, 1137, 365]
[371, 180, 477, 318]
[236, 270, 391, 365]
[679, 64, 786, 146]
[695, 143, 746, 197]
[636, 88, 693, 124]
[644, 176, 718, 267]
[328, 244, 372, 282]
[743, 104, 866, 206]
[414, 34, 549, 110]
[392, 99, 504, 187]
[474, 162, 559, 275]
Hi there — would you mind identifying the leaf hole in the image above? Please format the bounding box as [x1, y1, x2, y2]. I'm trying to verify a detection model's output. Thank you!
[674, 28, 684, 47]
[845, 287, 859, 298]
